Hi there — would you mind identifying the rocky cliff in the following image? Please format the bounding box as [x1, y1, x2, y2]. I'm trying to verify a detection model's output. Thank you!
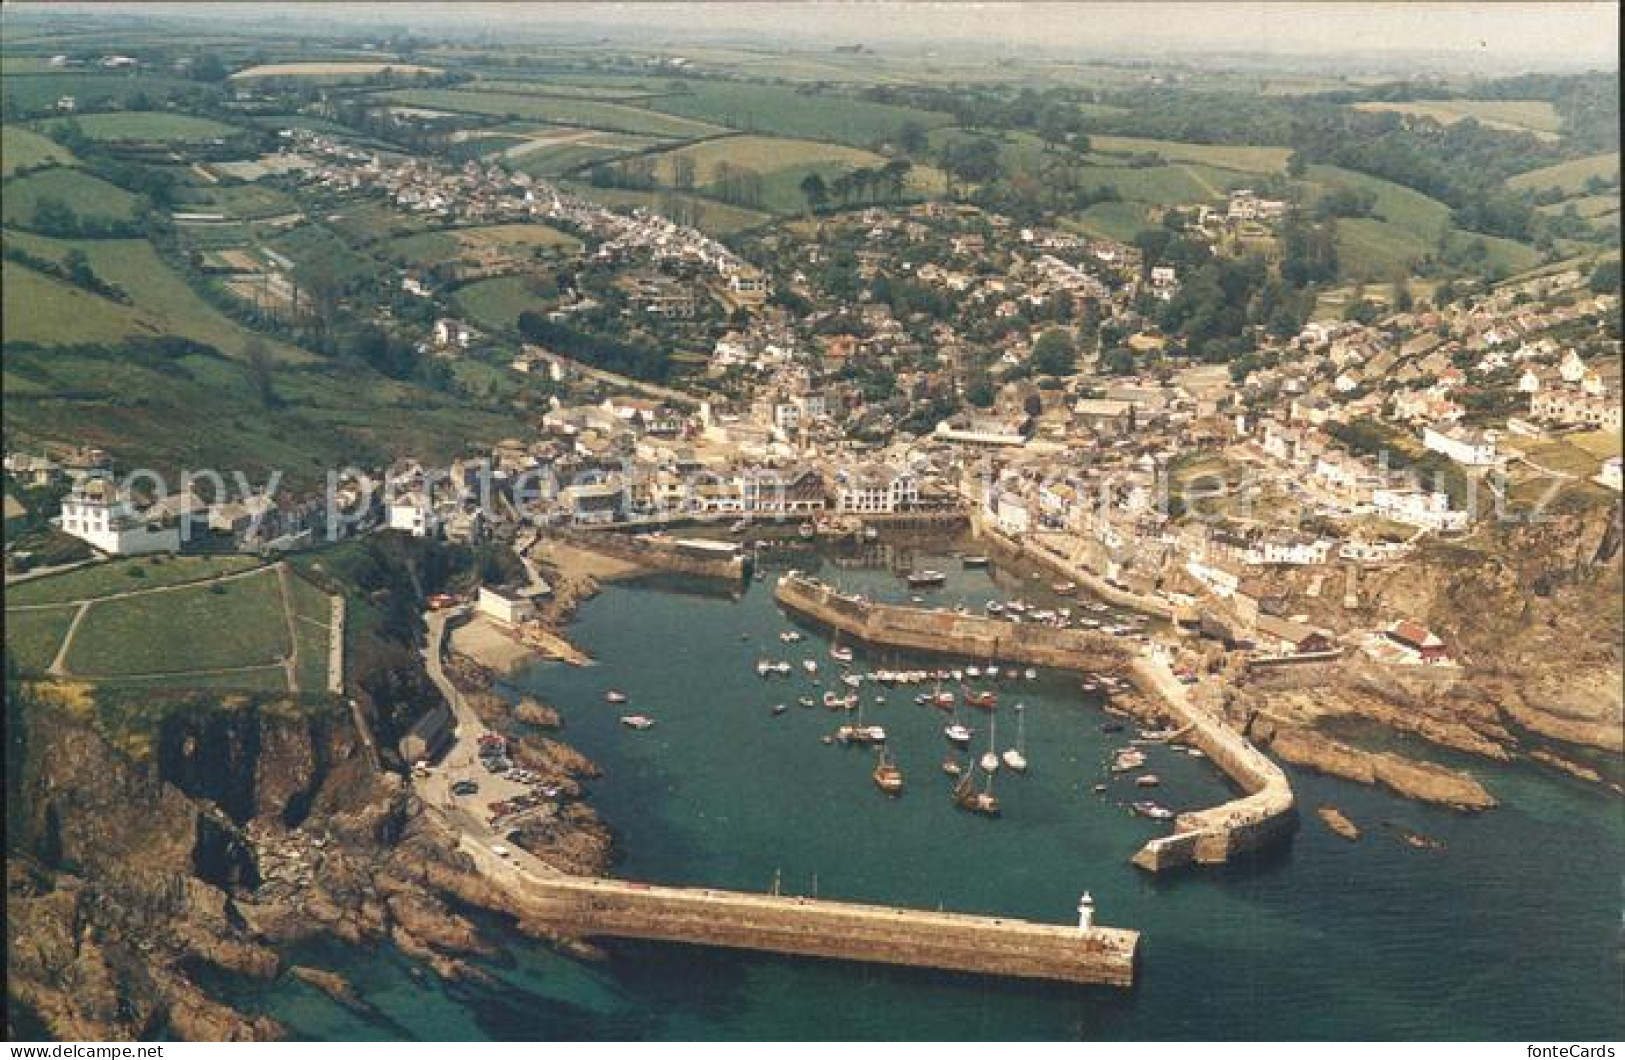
[3, 683, 582, 1041]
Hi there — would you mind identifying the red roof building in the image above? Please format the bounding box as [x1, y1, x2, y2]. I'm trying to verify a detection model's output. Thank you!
[1384, 620, 1449, 663]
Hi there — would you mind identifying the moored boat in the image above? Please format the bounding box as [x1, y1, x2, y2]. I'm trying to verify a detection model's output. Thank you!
[873, 751, 904, 795]
[1132, 800, 1174, 821]
[1135, 774, 1161, 787]
[1001, 705, 1029, 773]
[944, 722, 973, 746]
[620, 715, 656, 730]
[604, 690, 629, 704]
[905, 569, 947, 588]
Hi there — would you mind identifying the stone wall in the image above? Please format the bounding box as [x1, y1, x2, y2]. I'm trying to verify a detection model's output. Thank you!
[774, 575, 1133, 672]
[513, 875, 1139, 988]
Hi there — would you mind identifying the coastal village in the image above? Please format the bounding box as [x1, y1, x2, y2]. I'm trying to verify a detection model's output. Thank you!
[10, 124, 1620, 695]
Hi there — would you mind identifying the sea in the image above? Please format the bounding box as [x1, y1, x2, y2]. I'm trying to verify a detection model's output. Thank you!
[225, 540, 1625, 1040]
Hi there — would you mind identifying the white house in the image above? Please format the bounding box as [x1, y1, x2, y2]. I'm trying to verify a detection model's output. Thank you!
[476, 586, 536, 626]
[1372, 488, 1470, 532]
[995, 492, 1031, 535]
[387, 491, 437, 537]
[834, 465, 917, 514]
[431, 318, 476, 350]
[1245, 535, 1333, 566]
[55, 479, 180, 556]
[1422, 425, 1498, 467]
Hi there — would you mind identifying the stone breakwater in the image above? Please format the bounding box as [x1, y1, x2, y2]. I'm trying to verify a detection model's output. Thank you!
[773, 574, 1296, 872]
[462, 841, 1139, 988]
[773, 573, 1134, 671]
[1126, 656, 1298, 872]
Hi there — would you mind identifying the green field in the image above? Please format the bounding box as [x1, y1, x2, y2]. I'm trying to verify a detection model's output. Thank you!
[451, 274, 550, 333]
[383, 222, 579, 270]
[6, 555, 262, 606]
[0, 232, 312, 362]
[4, 605, 78, 673]
[64, 566, 290, 677]
[1, 168, 141, 228]
[0, 73, 213, 116]
[1088, 134, 1292, 174]
[640, 134, 946, 214]
[173, 183, 300, 220]
[1351, 99, 1564, 139]
[1064, 200, 1150, 242]
[1, 123, 77, 176]
[644, 81, 952, 148]
[1537, 193, 1622, 219]
[464, 78, 660, 101]
[1507, 152, 1621, 195]
[377, 88, 727, 139]
[42, 110, 242, 143]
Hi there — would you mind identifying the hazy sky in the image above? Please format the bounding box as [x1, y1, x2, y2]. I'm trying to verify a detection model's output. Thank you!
[29, 3, 1623, 69]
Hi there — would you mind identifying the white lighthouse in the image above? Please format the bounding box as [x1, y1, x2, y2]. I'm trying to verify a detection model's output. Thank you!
[1077, 891, 1095, 932]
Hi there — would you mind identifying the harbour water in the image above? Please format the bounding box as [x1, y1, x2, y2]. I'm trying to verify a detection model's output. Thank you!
[240, 544, 1624, 1040]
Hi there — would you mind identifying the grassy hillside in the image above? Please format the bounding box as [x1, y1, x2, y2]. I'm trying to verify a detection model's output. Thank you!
[1, 231, 310, 362]
[1, 169, 142, 228]
[645, 81, 952, 147]
[1350, 99, 1564, 139]
[376, 87, 727, 139]
[42, 110, 242, 143]
[1507, 152, 1621, 195]
[1088, 134, 1291, 174]
[1, 124, 77, 176]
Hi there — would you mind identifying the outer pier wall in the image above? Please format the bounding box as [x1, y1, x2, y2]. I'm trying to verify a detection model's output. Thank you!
[505, 871, 1139, 988]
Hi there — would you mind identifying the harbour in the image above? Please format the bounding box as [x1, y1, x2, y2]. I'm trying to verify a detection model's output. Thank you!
[235, 542, 1624, 1040]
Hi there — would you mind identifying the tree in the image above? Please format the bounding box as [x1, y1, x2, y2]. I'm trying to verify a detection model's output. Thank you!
[1590, 259, 1621, 294]
[1029, 328, 1076, 376]
[671, 154, 697, 191]
[897, 120, 928, 156]
[1390, 277, 1415, 312]
[243, 338, 279, 408]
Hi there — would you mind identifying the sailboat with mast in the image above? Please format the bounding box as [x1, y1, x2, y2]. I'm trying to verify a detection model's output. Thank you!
[953, 762, 1000, 816]
[1001, 703, 1029, 772]
[980, 717, 1000, 774]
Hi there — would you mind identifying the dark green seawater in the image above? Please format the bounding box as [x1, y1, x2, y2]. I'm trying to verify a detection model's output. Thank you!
[239, 544, 1625, 1040]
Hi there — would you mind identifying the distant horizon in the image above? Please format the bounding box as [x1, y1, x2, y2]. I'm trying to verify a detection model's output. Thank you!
[8, 2, 1619, 74]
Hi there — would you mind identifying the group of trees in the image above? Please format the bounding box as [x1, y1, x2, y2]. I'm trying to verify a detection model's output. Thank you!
[798, 159, 915, 213]
[517, 310, 672, 382]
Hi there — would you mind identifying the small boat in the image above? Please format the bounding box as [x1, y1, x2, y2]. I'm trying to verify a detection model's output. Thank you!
[771, 704, 788, 716]
[620, 715, 656, 730]
[1091, 783, 1108, 794]
[966, 665, 982, 678]
[1081, 678, 1101, 693]
[835, 724, 887, 745]
[756, 660, 773, 677]
[961, 555, 990, 568]
[1001, 705, 1028, 773]
[798, 696, 816, 708]
[954, 767, 1000, 816]
[1023, 668, 1038, 680]
[985, 601, 1004, 615]
[932, 690, 956, 709]
[841, 673, 862, 689]
[803, 659, 819, 675]
[1051, 581, 1077, 595]
[1186, 748, 1206, 759]
[1132, 801, 1175, 821]
[823, 691, 856, 710]
[944, 722, 974, 746]
[863, 527, 879, 541]
[1135, 774, 1161, 788]
[942, 754, 964, 777]
[774, 661, 792, 675]
[1111, 749, 1147, 773]
[604, 690, 628, 704]
[905, 570, 947, 588]
[830, 645, 854, 663]
[980, 719, 1000, 774]
[729, 519, 750, 535]
[963, 689, 997, 710]
[780, 631, 804, 643]
[873, 751, 904, 795]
